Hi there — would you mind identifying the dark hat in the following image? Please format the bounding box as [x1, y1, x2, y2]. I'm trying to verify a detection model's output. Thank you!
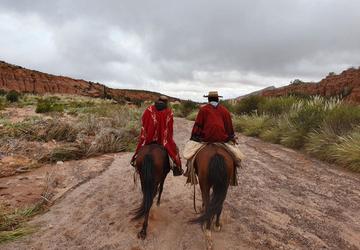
[203, 91, 223, 98]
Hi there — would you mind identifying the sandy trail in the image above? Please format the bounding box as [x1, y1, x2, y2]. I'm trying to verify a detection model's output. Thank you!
[3, 118, 360, 250]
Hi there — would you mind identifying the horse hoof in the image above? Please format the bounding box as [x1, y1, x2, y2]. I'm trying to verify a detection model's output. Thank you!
[204, 230, 213, 250]
[214, 224, 222, 232]
[137, 231, 146, 240]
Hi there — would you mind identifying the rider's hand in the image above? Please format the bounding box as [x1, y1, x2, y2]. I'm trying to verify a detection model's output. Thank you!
[231, 137, 238, 145]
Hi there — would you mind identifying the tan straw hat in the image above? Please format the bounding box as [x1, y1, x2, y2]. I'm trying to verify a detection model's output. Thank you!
[159, 95, 169, 102]
[203, 91, 223, 98]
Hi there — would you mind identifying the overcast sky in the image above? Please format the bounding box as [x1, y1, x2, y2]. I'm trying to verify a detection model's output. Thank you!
[1, 0, 359, 101]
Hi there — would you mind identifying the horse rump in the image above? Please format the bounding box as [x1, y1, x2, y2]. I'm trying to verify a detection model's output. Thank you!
[191, 153, 228, 224]
[132, 154, 156, 220]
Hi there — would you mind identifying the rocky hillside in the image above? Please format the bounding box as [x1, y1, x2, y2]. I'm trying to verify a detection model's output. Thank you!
[0, 61, 179, 103]
[236, 86, 276, 100]
[261, 67, 360, 103]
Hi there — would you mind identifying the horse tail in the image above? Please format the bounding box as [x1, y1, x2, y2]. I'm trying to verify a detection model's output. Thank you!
[191, 154, 228, 224]
[132, 154, 155, 220]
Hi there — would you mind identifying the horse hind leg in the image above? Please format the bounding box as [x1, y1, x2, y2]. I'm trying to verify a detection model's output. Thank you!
[214, 206, 223, 232]
[138, 211, 149, 239]
[157, 179, 165, 206]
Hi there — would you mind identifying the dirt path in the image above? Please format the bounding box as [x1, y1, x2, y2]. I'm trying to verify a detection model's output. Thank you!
[3, 118, 360, 250]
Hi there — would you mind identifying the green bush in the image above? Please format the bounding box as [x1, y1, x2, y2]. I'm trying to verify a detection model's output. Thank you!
[324, 104, 360, 135]
[179, 100, 198, 117]
[277, 102, 327, 149]
[220, 100, 235, 113]
[233, 115, 273, 136]
[0, 89, 7, 96]
[234, 95, 265, 115]
[35, 99, 64, 113]
[6, 90, 20, 103]
[186, 110, 198, 121]
[258, 97, 297, 116]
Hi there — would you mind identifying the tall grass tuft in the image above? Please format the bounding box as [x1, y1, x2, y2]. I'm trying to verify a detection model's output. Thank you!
[87, 128, 131, 155]
[330, 129, 360, 171]
[233, 96, 360, 171]
[43, 119, 78, 142]
[305, 126, 339, 161]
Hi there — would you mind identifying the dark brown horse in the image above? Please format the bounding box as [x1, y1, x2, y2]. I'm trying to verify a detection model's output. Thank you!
[191, 144, 234, 246]
[132, 144, 170, 239]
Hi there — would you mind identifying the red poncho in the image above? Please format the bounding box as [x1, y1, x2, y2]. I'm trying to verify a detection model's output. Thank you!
[133, 105, 181, 167]
[191, 104, 235, 142]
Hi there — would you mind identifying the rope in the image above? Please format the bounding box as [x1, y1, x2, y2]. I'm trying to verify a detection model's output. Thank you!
[193, 182, 199, 214]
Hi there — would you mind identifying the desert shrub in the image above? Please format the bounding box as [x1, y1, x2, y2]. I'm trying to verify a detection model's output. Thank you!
[20, 94, 39, 106]
[0, 89, 7, 96]
[44, 143, 86, 162]
[305, 126, 340, 161]
[258, 96, 297, 116]
[330, 128, 360, 171]
[0, 97, 5, 110]
[2, 117, 43, 140]
[259, 126, 282, 144]
[233, 115, 273, 136]
[323, 104, 360, 135]
[290, 103, 326, 131]
[35, 98, 64, 113]
[186, 110, 198, 121]
[178, 100, 198, 117]
[220, 100, 235, 113]
[6, 90, 19, 103]
[171, 103, 183, 117]
[234, 95, 265, 115]
[290, 79, 304, 85]
[277, 100, 329, 148]
[87, 128, 134, 155]
[42, 119, 78, 142]
[78, 115, 101, 135]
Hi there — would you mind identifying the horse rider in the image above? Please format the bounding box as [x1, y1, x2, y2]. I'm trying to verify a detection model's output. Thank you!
[131, 96, 184, 176]
[183, 91, 244, 179]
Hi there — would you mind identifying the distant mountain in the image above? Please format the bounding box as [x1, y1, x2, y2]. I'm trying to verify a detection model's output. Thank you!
[0, 61, 179, 103]
[235, 86, 276, 100]
[260, 68, 360, 103]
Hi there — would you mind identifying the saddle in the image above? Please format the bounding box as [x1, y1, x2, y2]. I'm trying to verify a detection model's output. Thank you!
[184, 142, 241, 186]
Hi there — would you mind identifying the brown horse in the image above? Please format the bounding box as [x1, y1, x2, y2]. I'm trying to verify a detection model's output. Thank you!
[191, 144, 234, 235]
[132, 144, 170, 239]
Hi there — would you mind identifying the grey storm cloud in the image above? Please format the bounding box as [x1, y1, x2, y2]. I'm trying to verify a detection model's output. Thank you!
[0, 0, 360, 100]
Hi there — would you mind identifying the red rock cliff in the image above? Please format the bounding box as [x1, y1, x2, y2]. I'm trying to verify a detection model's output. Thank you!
[261, 68, 360, 103]
[0, 61, 178, 102]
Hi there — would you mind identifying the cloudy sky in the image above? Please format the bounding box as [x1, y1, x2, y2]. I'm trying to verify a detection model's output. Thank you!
[1, 0, 359, 101]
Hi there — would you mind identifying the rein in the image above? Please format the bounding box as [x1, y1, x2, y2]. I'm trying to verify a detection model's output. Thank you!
[193, 183, 199, 214]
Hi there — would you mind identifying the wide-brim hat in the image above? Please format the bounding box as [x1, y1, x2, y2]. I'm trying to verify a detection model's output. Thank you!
[203, 91, 223, 98]
[159, 95, 169, 102]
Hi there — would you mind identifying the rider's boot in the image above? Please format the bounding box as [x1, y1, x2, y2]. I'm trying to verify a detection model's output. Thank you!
[173, 165, 184, 176]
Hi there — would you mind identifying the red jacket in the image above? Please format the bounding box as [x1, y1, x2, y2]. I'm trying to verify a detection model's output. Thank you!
[133, 104, 181, 166]
[191, 104, 235, 143]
